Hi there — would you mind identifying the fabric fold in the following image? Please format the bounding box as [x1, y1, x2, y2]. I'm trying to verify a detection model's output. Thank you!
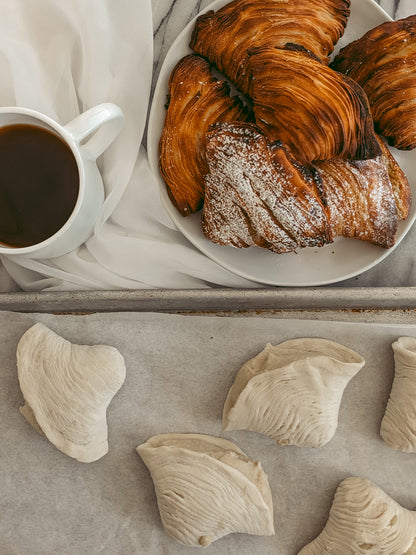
[0, 0, 260, 291]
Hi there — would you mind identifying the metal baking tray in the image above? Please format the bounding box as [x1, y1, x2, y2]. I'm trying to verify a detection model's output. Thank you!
[1, 287, 416, 321]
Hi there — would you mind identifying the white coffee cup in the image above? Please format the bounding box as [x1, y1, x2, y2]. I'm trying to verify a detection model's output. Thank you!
[0, 103, 123, 259]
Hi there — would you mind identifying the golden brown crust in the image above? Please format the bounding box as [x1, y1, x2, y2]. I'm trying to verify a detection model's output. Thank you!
[202, 122, 333, 254]
[313, 157, 398, 248]
[159, 54, 252, 216]
[202, 123, 406, 253]
[246, 45, 381, 164]
[376, 137, 412, 220]
[331, 15, 416, 150]
[190, 0, 350, 95]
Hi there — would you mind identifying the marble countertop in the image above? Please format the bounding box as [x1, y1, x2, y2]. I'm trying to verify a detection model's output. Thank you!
[151, 0, 412, 90]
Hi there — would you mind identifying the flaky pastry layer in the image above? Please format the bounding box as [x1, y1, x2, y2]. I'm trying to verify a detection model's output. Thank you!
[190, 0, 350, 95]
[159, 54, 252, 216]
[332, 15, 416, 150]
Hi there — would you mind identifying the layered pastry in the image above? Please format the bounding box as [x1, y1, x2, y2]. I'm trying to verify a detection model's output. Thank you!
[380, 337, 416, 453]
[376, 137, 412, 220]
[137, 433, 274, 547]
[332, 15, 416, 150]
[314, 136, 411, 248]
[314, 156, 398, 249]
[159, 54, 252, 216]
[298, 477, 416, 554]
[202, 122, 332, 254]
[159, 3, 412, 251]
[190, 0, 350, 95]
[202, 123, 409, 253]
[245, 44, 381, 164]
[223, 339, 365, 448]
[17, 323, 126, 463]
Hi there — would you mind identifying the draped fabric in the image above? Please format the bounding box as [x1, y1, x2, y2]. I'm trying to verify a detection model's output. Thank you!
[0, 0, 259, 291]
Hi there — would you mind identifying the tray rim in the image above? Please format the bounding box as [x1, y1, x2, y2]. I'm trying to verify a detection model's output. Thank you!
[1, 287, 416, 313]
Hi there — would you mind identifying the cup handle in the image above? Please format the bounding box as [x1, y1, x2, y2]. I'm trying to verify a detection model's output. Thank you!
[64, 103, 124, 159]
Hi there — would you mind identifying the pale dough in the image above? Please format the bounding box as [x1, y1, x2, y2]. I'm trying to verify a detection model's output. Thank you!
[17, 322, 126, 463]
[223, 338, 365, 447]
[298, 476, 416, 554]
[137, 433, 275, 547]
[381, 336, 416, 452]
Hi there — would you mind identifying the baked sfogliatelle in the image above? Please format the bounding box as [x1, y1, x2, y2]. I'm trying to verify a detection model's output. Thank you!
[159, 54, 252, 216]
[314, 137, 411, 248]
[314, 156, 398, 248]
[246, 44, 381, 164]
[190, 0, 350, 95]
[298, 477, 416, 554]
[332, 15, 416, 150]
[202, 122, 332, 254]
[137, 433, 274, 547]
[380, 337, 416, 453]
[376, 137, 412, 221]
[17, 323, 126, 463]
[222, 339, 365, 448]
[202, 123, 407, 253]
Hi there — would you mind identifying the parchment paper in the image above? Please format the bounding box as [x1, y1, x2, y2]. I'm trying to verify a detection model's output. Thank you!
[1, 311, 415, 554]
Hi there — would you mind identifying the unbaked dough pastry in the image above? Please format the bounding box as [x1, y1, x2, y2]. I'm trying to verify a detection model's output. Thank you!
[17, 322, 126, 463]
[331, 15, 416, 150]
[298, 476, 416, 554]
[159, 53, 252, 216]
[137, 433, 274, 547]
[190, 0, 350, 95]
[245, 44, 381, 164]
[380, 336, 416, 452]
[222, 338, 365, 447]
[202, 122, 332, 254]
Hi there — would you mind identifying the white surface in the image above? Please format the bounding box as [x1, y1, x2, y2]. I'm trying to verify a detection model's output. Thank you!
[1, 310, 416, 554]
[148, 0, 416, 286]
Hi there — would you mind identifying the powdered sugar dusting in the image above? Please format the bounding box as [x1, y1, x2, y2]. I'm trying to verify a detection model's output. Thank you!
[202, 123, 332, 254]
[314, 156, 398, 248]
[202, 123, 401, 253]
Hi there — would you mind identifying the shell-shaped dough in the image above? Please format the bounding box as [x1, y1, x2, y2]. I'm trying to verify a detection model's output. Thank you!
[298, 477, 416, 554]
[223, 338, 365, 447]
[380, 336, 416, 452]
[137, 433, 274, 547]
[17, 323, 126, 463]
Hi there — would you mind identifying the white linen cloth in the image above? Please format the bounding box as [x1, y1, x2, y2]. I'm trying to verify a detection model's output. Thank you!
[0, 0, 258, 291]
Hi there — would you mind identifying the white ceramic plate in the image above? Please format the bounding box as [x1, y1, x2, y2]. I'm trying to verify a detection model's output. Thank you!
[147, 0, 416, 286]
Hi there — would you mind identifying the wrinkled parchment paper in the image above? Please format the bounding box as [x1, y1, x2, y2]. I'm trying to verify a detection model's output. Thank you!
[1, 310, 415, 554]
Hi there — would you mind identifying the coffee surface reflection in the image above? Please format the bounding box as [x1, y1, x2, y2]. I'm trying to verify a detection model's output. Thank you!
[0, 124, 79, 247]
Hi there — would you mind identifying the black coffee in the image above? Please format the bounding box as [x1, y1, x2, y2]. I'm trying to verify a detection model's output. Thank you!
[0, 124, 79, 247]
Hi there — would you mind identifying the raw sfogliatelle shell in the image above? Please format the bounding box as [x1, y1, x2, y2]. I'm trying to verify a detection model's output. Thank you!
[381, 336, 416, 452]
[223, 338, 365, 447]
[137, 433, 274, 547]
[17, 322, 126, 463]
[298, 476, 416, 554]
